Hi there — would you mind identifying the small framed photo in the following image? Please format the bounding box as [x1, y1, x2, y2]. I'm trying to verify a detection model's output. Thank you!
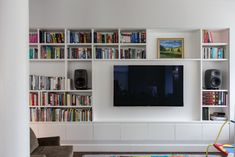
[157, 38, 184, 59]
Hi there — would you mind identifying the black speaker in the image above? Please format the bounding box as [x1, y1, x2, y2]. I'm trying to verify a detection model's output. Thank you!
[74, 69, 88, 89]
[204, 69, 222, 89]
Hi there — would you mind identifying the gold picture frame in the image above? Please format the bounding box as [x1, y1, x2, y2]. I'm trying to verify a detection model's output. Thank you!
[157, 38, 184, 59]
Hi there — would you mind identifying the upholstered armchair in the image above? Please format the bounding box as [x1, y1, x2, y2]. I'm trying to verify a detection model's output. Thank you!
[30, 128, 73, 157]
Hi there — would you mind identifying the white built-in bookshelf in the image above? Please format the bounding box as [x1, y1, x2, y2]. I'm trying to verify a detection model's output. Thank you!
[200, 29, 229, 122]
[29, 28, 230, 123]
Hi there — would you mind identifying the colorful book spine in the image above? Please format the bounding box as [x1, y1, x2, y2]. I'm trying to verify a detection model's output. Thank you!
[94, 32, 118, 43]
[203, 47, 225, 59]
[203, 91, 228, 106]
[39, 31, 65, 43]
[41, 92, 92, 106]
[29, 75, 66, 90]
[41, 46, 65, 59]
[120, 48, 146, 59]
[29, 92, 39, 106]
[30, 108, 92, 122]
[68, 31, 91, 43]
[29, 47, 38, 59]
[68, 47, 92, 59]
[121, 31, 146, 43]
[203, 30, 213, 43]
[29, 32, 38, 43]
[95, 47, 119, 59]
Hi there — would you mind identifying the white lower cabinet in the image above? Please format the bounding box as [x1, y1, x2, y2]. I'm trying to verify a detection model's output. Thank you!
[37, 124, 67, 140]
[30, 124, 39, 136]
[93, 123, 121, 140]
[148, 124, 175, 140]
[202, 123, 230, 142]
[121, 123, 148, 140]
[30, 122, 230, 143]
[66, 124, 93, 141]
[175, 124, 202, 141]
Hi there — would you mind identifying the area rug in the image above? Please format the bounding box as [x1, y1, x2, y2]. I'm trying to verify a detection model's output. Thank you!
[83, 155, 222, 157]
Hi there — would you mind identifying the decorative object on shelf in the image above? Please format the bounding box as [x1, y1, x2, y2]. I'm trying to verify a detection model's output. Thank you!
[204, 69, 222, 89]
[74, 69, 88, 90]
[157, 38, 184, 59]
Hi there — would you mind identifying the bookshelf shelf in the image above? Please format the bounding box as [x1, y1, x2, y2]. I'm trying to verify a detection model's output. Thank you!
[202, 105, 228, 108]
[67, 59, 92, 62]
[202, 89, 228, 92]
[93, 43, 119, 46]
[120, 43, 146, 46]
[40, 43, 65, 46]
[29, 106, 92, 108]
[29, 43, 38, 46]
[202, 43, 228, 46]
[29, 89, 93, 92]
[67, 43, 92, 46]
[30, 59, 65, 62]
[202, 59, 228, 62]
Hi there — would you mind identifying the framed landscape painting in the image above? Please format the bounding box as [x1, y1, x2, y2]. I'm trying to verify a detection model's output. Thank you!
[157, 38, 184, 58]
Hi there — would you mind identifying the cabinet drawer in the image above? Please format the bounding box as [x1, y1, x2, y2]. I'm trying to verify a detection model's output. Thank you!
[37, 124, 66, 140]
[175, 124, 202, 140]
[202, 123, 229, 141]
[66, 124, 93, 141]
[121, 123, 148, 140]
[94, 123, 120, 140]
[149, 124, 175, 140]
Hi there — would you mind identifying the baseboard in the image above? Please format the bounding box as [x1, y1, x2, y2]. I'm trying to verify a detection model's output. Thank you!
[70, 143, 218, 152]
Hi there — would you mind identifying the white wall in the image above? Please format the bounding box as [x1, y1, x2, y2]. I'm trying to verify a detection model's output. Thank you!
[29, 0, 235, 121]
[0, 0, 29, 156]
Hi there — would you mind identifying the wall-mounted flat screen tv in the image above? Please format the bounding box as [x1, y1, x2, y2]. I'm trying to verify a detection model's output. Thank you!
[114, 65, 184, 107]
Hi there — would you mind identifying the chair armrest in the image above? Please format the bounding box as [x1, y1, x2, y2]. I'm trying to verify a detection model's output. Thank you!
[37, 136, 60, 146]
[31, 155, 46, 157]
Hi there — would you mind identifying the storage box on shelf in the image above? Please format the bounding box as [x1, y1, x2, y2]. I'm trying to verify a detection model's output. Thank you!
[201, 28, 229, 122]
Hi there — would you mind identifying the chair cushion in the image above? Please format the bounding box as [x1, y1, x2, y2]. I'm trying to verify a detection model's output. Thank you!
[32, 146, 73, 157]
[30, 128, 39, 153]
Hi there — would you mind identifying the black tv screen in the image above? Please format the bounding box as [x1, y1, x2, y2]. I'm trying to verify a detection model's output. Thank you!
[114, 65, 184, 106]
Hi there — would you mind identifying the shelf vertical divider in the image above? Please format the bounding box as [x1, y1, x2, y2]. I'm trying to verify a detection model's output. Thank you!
[118, 28, 121, 59]
[64, 28, 68, 90]
[91, 28, 94, 122]
[37, 28, 41, 59]
[200, 29, 203, 121]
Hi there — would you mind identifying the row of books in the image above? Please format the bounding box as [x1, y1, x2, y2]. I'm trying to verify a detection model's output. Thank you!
[41, 46, 65, 59]
[30, 108, 92, 122]
[29, 92, 39, 106]
[203, 30, 213, 43]
[203, 47, 225, 59]
[203, 91, 228, 106]
[41, 92, 92, 106]
[94, 32, 118, 43]
[95, 48, 119, 59]
[68, 47, 92, 59]
[40, 31, 65, 43]
[30, 75, 66, 90]
[29, 47, 38, 59]
[120, 48, 146, 59]
[120, 31, 146, 43]
[29, 32, 38, 43]
[67, 31, 91, 43]
[202, 108, 227, 121]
